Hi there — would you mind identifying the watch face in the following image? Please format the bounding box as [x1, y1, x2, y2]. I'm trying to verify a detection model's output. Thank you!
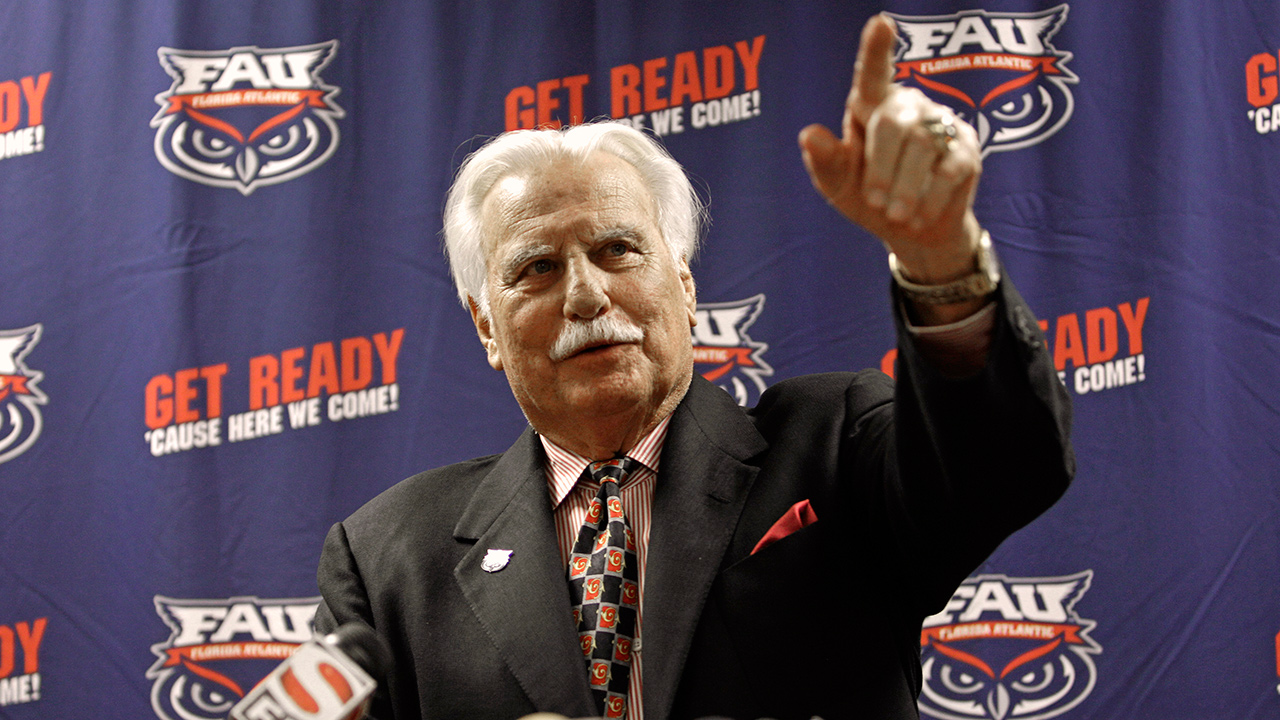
[891, 235, 998, 305]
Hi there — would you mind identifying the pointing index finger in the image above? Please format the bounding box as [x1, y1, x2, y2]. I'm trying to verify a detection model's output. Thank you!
[850, 14, 898, 118]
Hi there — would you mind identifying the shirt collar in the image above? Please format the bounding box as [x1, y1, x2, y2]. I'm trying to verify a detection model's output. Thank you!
[541, 414, 671, 509]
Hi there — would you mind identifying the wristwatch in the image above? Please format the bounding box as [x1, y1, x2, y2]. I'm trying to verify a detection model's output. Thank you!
[888, 230, 1000, 305]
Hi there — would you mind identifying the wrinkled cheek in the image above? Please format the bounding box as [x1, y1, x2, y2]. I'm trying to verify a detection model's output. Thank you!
[503, 368, 555, 417]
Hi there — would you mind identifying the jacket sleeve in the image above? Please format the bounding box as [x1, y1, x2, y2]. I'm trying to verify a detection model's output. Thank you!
[878, 270, 1075, 615]
[315, 521, 375, 633]
[314, 521, 396, 720]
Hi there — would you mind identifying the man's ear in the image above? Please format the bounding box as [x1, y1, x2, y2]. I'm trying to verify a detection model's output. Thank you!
[467, 296, 504, 371]
[679, 258, 697, 328]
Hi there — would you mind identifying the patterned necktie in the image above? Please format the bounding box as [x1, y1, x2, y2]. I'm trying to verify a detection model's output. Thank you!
[567, 457, 641, 719]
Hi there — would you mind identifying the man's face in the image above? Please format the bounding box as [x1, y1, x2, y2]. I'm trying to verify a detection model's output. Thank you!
[471, 152, 697, 438]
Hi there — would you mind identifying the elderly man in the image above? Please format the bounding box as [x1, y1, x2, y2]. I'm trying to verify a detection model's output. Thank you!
[315, 15, 1073, 720]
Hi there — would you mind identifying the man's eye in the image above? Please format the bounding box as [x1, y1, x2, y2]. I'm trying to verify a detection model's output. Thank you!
[605, 242, 630, 256]
[527, 259, 554, 275]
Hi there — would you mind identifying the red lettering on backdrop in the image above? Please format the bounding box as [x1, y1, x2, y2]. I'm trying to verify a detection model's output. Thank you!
[0, 626, 12, 677]
[703, 46, 735, 100]
[249, 354, 280, 410]
[146, 374, 175, 429]
[373, 329, 404, 384]
[670, 52, 703, 105]
[920, 621, 1084, 645]
[280, 347, 307, 403]
[308, 342, 340, 397]
[173, 368, 200, 423]
[17, 619, 45, 674]
[146, 364, 227, 427]
[0, 618, 43, 677]
[201, 364, 227, 417]
[883, 299, 1148, 378]
[1246, 52, 1279, 108]
[21, 72, 51, 126]
[895, 54, 1064, 81]
[561, 74, 589, 125]
[145, 331, 400, 424]
[643, 57, 669, 111]
[505, 36, 767, 123]
[0, 82, 18, 133]
[340, 337, 373, 392]
[1084, 307, 1118, 364]
[1118, 297, 1149, 355]
[163, 641, 295, 666]
[736, 36, 766, 90]
[505, 86, 536, 130]
[164, 89, 325, 114]
[535, 79, 562, 128]
[506, 75, 590, 130]
[1053, 313, 1085, 371]
[0, 71, 50, 132]
[611, 64, 642, 117]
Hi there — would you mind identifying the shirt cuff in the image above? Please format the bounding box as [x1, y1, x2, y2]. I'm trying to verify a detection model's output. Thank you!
[902, 301, 996, 378]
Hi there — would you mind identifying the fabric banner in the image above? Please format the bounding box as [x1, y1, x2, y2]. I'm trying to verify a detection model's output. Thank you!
[1, 1, 1277, 717]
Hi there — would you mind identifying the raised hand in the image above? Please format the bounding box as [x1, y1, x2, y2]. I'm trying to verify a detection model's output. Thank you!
[799, 14, 985, 289]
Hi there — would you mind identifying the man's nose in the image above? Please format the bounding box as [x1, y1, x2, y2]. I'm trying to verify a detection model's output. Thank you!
[563, 260, 610, 320]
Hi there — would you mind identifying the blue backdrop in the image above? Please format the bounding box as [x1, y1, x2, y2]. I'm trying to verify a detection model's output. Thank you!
[1, 1, 1278, 718]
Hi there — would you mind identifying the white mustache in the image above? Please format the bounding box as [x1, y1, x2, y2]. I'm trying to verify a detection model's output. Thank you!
[549, 315, 644, 362]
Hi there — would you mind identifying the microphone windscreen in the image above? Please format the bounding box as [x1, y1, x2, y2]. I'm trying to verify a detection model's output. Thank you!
[324, 622, 392, 680]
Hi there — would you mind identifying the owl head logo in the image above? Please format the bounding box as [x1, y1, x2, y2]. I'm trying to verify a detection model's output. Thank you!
[150, 654, 244, 720]
[0, 324, 47, 465]
[918, 570, 1101, 720]
[151, 41, 344, 195]
[692, 294, 773, 407]
[888, 5, 1077, 157]
[147, 596, 318, 720]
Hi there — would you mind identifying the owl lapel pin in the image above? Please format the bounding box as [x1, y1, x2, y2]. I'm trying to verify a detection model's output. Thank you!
[481, 549, 513, 573]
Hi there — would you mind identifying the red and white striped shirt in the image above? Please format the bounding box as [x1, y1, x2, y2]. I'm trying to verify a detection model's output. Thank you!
[541, 415, 670, 720]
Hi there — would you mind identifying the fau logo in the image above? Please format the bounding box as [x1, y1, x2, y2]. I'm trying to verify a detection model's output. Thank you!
[147, 595, 318, 720]
[0, 324, 47, 465]
[692, 295, 773, 406]
[918, 570, 1101, 720]
[151, 41, 344, 195]
[887, 5, 1077, 156]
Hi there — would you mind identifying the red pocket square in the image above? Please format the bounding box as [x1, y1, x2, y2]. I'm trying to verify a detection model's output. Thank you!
[750, 499, 819, 555]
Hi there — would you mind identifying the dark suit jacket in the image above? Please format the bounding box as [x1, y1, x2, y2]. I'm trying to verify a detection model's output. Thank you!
[315, 278, 1074, 720]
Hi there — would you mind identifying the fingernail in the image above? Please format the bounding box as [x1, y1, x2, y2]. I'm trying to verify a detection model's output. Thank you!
[886, 199, 909, 222]
[866, 189, 887, 209]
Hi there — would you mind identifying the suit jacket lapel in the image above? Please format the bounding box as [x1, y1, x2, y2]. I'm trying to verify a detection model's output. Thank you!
[452, 427, 596, 716]
[641, 376, 768, 719]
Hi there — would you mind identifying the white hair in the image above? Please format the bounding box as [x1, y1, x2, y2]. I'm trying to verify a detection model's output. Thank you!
[441, 121, 705, 315]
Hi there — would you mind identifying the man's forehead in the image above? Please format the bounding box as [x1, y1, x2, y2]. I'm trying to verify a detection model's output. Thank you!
[489, 152, 650, 207]
[479, 153, 659, 251]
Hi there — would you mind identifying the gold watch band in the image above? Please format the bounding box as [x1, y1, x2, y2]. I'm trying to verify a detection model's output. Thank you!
[888, 230, 1000, 305]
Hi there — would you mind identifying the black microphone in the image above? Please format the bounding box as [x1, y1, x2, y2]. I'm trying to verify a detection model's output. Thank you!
[229, 623, 391, 720]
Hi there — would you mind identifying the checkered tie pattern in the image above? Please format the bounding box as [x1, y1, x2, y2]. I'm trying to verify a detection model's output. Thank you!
[567, 456, 641, 719]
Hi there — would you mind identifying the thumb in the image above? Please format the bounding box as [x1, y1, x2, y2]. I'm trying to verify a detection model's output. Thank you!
[799, 123, 861, 200]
